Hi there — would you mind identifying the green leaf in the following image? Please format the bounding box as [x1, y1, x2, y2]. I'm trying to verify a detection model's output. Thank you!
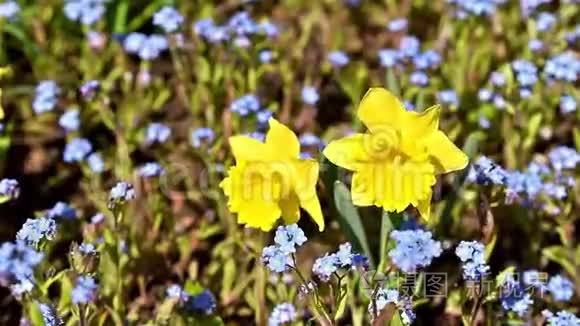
[542, 246, 575, 277]
[184, 280, 204, 297]
[334, 286, 349, 321]
[333, 181, 374, 268]
[378, 211, 401, 272]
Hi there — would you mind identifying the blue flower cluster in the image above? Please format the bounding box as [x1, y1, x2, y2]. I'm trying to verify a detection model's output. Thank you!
[542, 310, 580, 326]
[193, 11, 278, 45]
[47, 201, 76, 220]
[16, 217, 57, 247]
[546, 274, 574, 302]
[145, 123, 171, 144]
[153, 6, 184, 33]
[455, 241, 490, 280]
[109, 181, 135, 202]
[167, 284, 217, 315]
[138, 162, 165, 178]
[0, 178, 19, 200]
[261, 224, 306, 273]
[230, 94, 261, 116]
[312, 242, 369, 282]
[71, 275, 97, 304]
[64, 0, 106, 26]
[59, 110, 80, 132]
[123, 33, 168, 60]
[63, 138, 92, 163]
[0, 1, 19, 19]
[38, 303, 62, 326]
[0, 240, 44, 296]
[328, 51, 350, 68]
[448, 0, 506, 18]
[388, 229, 442, 273]
[33, 81, 60, 114]
[371, 288, 415, 325]
[87, 153, 104, 173]
[79, 80, 100, 101]
[268, 302, 296, 326]
[544, 53, 580, 83]
[499, 274, 534, 316]
[191, 127, 215, 148]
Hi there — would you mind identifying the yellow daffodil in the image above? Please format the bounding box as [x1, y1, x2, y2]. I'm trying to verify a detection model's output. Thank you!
[323, 88, 468, 220]
[220, 118, 324, 231]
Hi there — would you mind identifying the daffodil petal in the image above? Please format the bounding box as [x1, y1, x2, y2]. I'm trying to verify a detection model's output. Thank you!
[357, 88, 406, 131]
[292, 160, 324, 231]
[237, 200, 281, 231]
[425, 130, 469, 174]
[322, 133, 368, 171]
[265, 118, 300, 159]
[351, 170, 375, 206]
[279, 193, 300, 225]
[229, 136, 269, 162]
[417, 191, 432, 221]
[406, 105, 440, 137]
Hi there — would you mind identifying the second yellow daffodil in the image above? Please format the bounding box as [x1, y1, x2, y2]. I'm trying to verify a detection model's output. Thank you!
[220, 118, 324, 231]
[323, 88, 468, 220]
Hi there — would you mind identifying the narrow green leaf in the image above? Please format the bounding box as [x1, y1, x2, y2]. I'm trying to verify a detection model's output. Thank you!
[333, 181, 374, 267]
[542, 246, 575, 277]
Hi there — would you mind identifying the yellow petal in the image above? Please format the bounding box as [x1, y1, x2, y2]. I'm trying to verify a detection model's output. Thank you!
[293, 160, 324, 231]
[322, 133, 368, 171]
[357, 88, 406, 131]
[351, 170, 376, 206]
[424, 131, 469, 174]
[237, 200, 281, 231]
[229, 136, 269, 162]
[405, 105, 440, 138]
[279, 192, 300, 225]
[265, 118, 300, 159]
[417, 191, 432, 221]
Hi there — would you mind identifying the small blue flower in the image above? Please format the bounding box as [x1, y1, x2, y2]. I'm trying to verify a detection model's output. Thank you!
[352, 254, 369, 270]
[59, 110, 80, 132]
[328, 51, 350, 68]
[187, 290, 216, 314]
[90, 213, 104, 224]
[38, 303, 62, 326]
[257, 110, 273, 125]
[0, 178, 19, 200]
[389, 229, 442, 273]
[493, 94, 506, 109]
[299, 133, 323, 148]
[437, 90, 458, 106]
[398, 36, 420, 58]
[63, 138, 92, 163]
[478, 88, 493, 102]
[0, 240, 43, 287]
[78, 243, 96, 255]
[191, 128, 215, 148]
[455, 241, 490, 280]
[71, 275, 97, 304]
[528, 39, 544, 52]
[64, 0, 106, 26]
[16, 217, 57, 246]
[231, 94, 261, 116]
[33, 81, 60, 114]
[542, 310, 580, 326]
[153, 6, 184, 33]
[227, 11, 259, 36]
[259, 21, 279, 38]
[80, 80, 100, 100]
[490, 71, 506, 87]
[548, 146, 580, 171]
[259, 50, 273, 63]
[301, 86, 319, 105]
[536, 12, 556, 32]
[500, 275, 533, 316]
[467, 156, 508, 185]
[166, 284, 184, 300]
[335, 242, 353, 267]
[248, 131, 265, 141]
[145, 123, 171, 144]
[312, 254, 338, 282]
[547, 274, 574, 302]
[560, 95, 576, 114]
[194, 18, 230, 43]
[413, 50, 441, 70]
[109, 181, 135, 202]
[138, 162, 165, 178]
[274, 224, 307, 254]
[378, 49, 399, 67]
[87, 153, 104, 173]
[410, 71, 429, 86]
[0, 1, 19, 19]
[268, 303, 296, 326]
[47, 201, 76, 220]
[478, 116, 491, 129]
[387, 18, 407, 32]
[261, 245, 292, 273]
[124, 33, 168, 60]
[544, 53, 580, 83]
